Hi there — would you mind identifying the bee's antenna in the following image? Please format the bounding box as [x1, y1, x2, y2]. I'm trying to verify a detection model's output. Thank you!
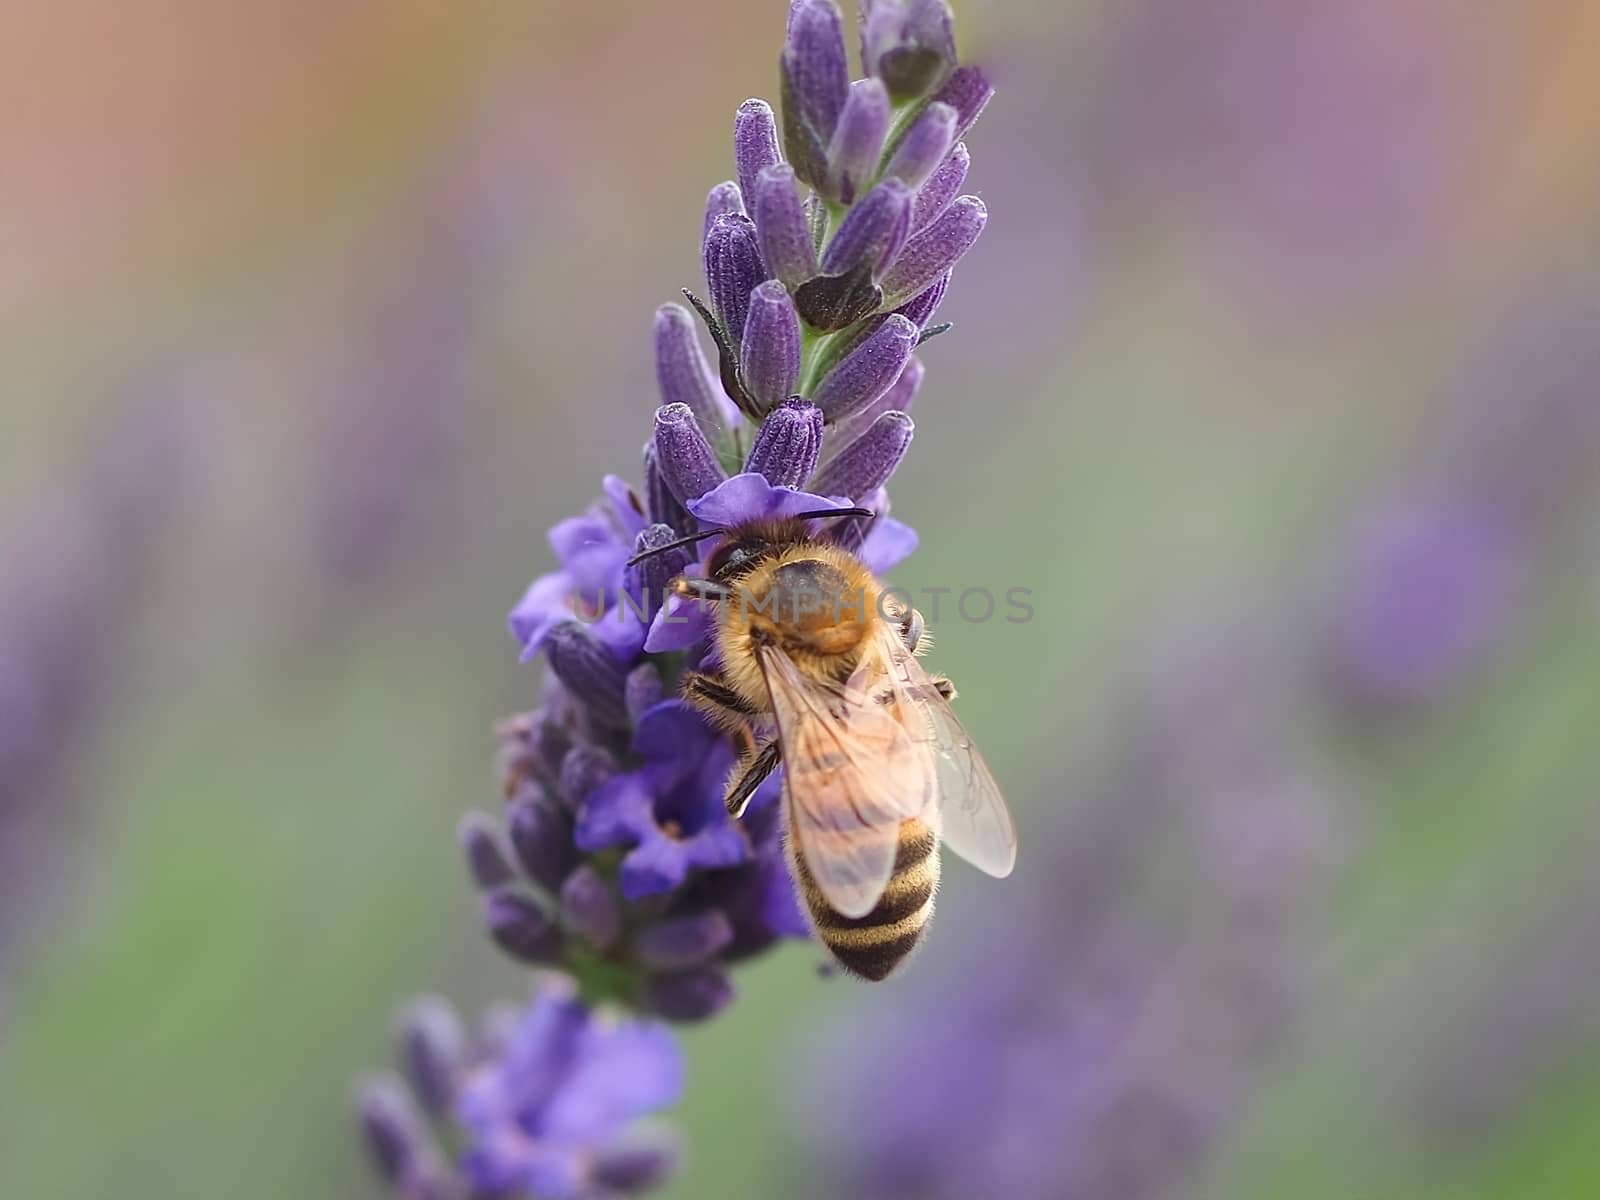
[792, 507, 876, 522]
[624, 507, 876, 567]
[626, 526, 726, 567]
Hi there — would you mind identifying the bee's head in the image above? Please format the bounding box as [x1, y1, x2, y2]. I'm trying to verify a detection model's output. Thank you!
[626, 506, 877, 582]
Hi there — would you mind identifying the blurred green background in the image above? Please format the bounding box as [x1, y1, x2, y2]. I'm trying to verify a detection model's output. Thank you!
[3, 1, 1598, 1197]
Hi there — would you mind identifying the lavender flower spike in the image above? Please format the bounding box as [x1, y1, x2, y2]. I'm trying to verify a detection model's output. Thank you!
[826, 78, 890, 204]
[821, 178, 914, 278]
[881, 195, 987, 308]
[813, 314, 920, 421]
[362, 1, 998, 1194]
[884, 101, 957, 189]
[781, 0, 851, 188]
[654, 303, 738, 437]
[813, 411, 915, 499]
[745, 397, 825, 488]
[733, 99, 781, 203]
[740, 280, 803, 412]
[652, 402, 728, 504]
[752, 163, 820, 288]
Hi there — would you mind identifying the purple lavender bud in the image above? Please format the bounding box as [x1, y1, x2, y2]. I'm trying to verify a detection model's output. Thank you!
[813, 411, 915, 499]
[781, 0, 851, 188]
[592, 1135, 682, 1192]
[544, 623, 629, 730]
[813, 314, 919, 421]
[483, 889, 564, 964]
[825, 78, 890, 204]
[396, 997, 466, 1118]
[702, 180, 745, 243]
[645, 968, 736, 1023]
[739, 281, 802, 412]
[627, 524, 692, 618]
[559, 743, 619, 810]
[880, 195, 986, 308]
[885, 101, 957, 189]
[702, 212, 770, 345]
[654, 303, 737, 438]
[860, 0, 958, 100]
[459, 811, 516, 891]
[635, 911, 735, 970]
[932, 64, 994, 139]
[652, 403, 728, 505]
[625, 663, 666, 725]
[642, 443, 694, 536]
[892, 269, 949, 327]
[745, 397, 825, 488]
[733, 99, 781, 206]
[911, 140, 969, 231]
[506, 792, 577, 893]
[837, 355, 924, 436]
[356, 1074, 431, 1186]
[559, 864, 622, 951]
[751, 163, 820, 288]
[822, 178, 913, 279]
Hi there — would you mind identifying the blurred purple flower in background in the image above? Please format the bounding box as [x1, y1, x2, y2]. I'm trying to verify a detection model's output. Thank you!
[0, 382, 188, 968]
[1326, 280, 1600, 710]
[358, 2, 994, 1194]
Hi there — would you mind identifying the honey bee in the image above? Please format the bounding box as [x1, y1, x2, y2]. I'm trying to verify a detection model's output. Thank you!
[630, 507, 1016, 980]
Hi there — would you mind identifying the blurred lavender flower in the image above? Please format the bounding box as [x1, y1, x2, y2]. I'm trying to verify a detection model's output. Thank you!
[802, 615, 1347, 1199]
[0, 385, 186, 968]
[359, 982, 683, 1199]
[360, 2, 995, 1195]
[1325, 283, 1600, 711]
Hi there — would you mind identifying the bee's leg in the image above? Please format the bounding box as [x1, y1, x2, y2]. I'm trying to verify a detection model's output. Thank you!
[725, 739, 782, 818]
[930, 675, 956, 701]
[681, 670, 761, 731]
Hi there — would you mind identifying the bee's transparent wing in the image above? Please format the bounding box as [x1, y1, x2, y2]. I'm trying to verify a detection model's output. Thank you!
[758, 641, 937, 918]
[876, 625, 1018, 879]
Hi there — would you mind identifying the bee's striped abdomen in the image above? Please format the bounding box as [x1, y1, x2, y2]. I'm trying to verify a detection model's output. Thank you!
[793, 818, 940, 981]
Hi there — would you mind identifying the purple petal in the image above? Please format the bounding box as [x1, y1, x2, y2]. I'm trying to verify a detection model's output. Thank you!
[643, 591, 712, 653]
[575, 773, 654, 853]
[509, 570, 573, 658]
[542, 1018, 685, 1140]
[602, 474, 649, 541]
[858, 515, 919, 574]
[619, 835, 694, 898]
[687, 472, 852, 526]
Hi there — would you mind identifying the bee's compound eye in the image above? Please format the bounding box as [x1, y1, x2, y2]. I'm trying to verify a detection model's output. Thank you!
[708, 542, 751, 580]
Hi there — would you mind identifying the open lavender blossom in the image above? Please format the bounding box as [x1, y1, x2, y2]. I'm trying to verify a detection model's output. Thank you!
[359, 2, 993, 1196]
